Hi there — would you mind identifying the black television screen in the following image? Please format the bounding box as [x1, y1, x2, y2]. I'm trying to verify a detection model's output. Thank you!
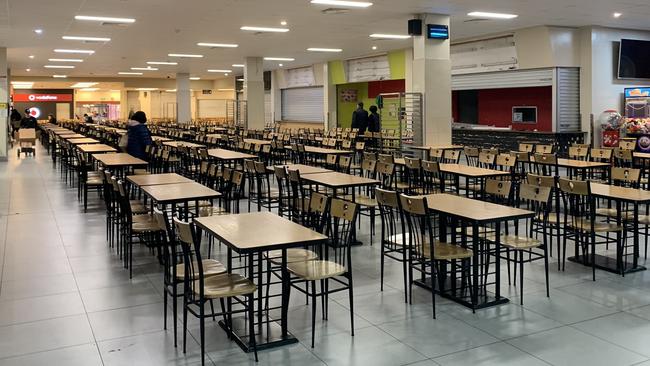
[618, 39, 650, 79]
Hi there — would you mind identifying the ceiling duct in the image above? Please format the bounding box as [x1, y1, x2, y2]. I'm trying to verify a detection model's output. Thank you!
[321, 8, 349, 15]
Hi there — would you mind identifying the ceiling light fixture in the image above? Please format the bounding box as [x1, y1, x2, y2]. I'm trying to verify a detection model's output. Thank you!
[218, 88, 235, 91]
[62, 36, 111, 42]
[369, 34, 411, 39]
[25, 69, 31, 72]
[136, 88, 158, 91]
[278, 63, 283, 67]
[310, 0, 373, 8]
[54, 49, 95, 54]
[280, 21, 287, 26]
[236, 78, 244, 82]
[118, 72, 143, 75]
[467, 11, 518, 19]
[240, 26, 289, 33]
[71, 82, 97, 88]
[207, 69, 232, 73]
[168, 53, 203, 58]
[34, 29, 43, 34]
[52, 75, 67, 78]
[131, 67, 158, 71]
[147, 61, 178, 65]
[74, 15, 135, 23]
[613, 12, 622, 18]
[48, 58, 84, 62]
[264, 57, 295, 61]
[190, 77, 201, 80]
[28, 55, 34, 59]
[372, 46, 377, 50]
[11, 81, 34, 85]
[307, 47, 343, 52]
[165, 89, 177, 92]
[44, 65, 75, 69]
[197, 43, 238, 48]
[80, 88, 99, 91]
[232, 64, 245, 68]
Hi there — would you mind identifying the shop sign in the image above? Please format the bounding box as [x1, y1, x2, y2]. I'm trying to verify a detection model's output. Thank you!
[13, 94, 73, 102]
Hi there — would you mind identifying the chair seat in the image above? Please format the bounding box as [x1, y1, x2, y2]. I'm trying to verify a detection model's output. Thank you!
[489, 234, 541, 249]
[130, 200, 148, 214]
[265, 248, 318, 265]
[354, 195, 377, 207]
[288, 260, 346, 281]
[455, 226, 494, 236]
[133, 169, 148, 175]
[621, 213, 650, 225]
[131, 219, 162, 233]
[188, 200, 213, 208]
[198, 206, 228, 217]
[537, 212, 560, 223]
[197, 273, 256, 299]
[595, 208, 618, 217]
[86, 178, 103, 186]
[568, 218, 624, 232]
[422, 241, 474, 260]
[395, 182, 410, 190]
[176, 259, 226, 279]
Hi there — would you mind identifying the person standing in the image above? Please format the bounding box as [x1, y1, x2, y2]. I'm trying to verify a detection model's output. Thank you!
[10, 108, 22, 134]
[20, 109, 37, 129]
[368, 105, 381, 133]
[351, 102, 369, 135]
[126, 111, 153, 160]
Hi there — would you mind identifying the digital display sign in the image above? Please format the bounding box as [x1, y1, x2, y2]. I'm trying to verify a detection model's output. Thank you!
[427, 24, 449, 39]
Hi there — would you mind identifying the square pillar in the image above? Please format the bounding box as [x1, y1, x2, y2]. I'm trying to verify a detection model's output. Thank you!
[0, 48, 7, 160]
[244, 57, 265, 130]
[176, 73, 191, 124]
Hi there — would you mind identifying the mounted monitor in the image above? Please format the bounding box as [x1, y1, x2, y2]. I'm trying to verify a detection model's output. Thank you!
[427, 24, 449, 40]
[512, 106, 537, 123]
[618, 39, 650, 80]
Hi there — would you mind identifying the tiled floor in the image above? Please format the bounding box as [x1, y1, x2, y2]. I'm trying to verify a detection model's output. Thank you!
[2, 144, 650, 365]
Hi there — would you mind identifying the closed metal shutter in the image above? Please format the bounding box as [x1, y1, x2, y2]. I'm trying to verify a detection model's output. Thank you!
[281, 87, 324, 122]
[556, 67, 581, 132]
[264, 91, 273, 125]
[452, 68, 554, 90]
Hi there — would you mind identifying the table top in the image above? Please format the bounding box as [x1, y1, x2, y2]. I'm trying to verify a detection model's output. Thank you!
[77, 144, 117, 153]
[94, 153, 148, 167]
[126, 173, 193, 187]
[285, 145, 353, 155]
[67, 138, 100, 145]
[266, 164, 333, 175]
[301, 171, 379, 189]
[205, 133, 227, 139]
[207, 148, 258, 161]
[530, 156, 610, 169]
[141, 182, 221, 203]
[590, 183, 650, 203]
[194, 212, 328, 254]
[163, 141, 205, 148]
[424, 193, 534, 223]
[244, 138, 271, 146]
[439, 164, 510, 178]
[633, 152, 650, 160]
[52, 129, 74, 135]
[151, 136, 172, 142]
[411, 144, 464, 151]
[59, 133, 85, 138]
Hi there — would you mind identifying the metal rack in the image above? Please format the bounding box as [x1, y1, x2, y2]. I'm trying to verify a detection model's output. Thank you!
[378, 92, 423, 154]
[227, 99, 247, 128]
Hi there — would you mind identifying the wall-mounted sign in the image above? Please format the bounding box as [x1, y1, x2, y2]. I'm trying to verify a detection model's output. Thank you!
[27, 107, 42, 118]
[427, 24, 449, 40]
[202, 90, 212, 95]
[13, 94, 73, 102]
[339, 89, 358, 102]
[625, 87, 650, 98]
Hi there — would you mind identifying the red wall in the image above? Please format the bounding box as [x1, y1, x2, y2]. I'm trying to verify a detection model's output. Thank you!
[452, 86, 553, 132]
[367, 79, 405, 98]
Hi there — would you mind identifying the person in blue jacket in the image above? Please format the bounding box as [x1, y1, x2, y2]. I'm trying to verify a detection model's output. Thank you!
[126, 111, 153, 160]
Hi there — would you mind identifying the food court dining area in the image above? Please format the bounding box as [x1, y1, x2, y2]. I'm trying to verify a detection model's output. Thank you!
[5, 1, 650, 366]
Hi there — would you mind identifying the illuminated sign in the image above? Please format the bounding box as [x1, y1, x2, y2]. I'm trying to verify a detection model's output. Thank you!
[13, 94, 73, 102]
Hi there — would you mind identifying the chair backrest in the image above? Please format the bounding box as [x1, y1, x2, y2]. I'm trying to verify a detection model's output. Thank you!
[619, 140, 636, 150]
[378, 154, 394, 164]
[527, 173, 556, 188]
[404, 156, 421, 170]
[443, 149, 461, 163]
[590, 148, 613, 161]
[376, 161, 395, 188]
[478, 151, 496, 167]
[558, 178, 589, 196]
[430, 148, 444, 160]
[399, 194, 434, 259]
[568, 146, 589, 160]
[485, 179, 512, 200]
[326, 154, 337, 166]
[535, 144, 554, 154]
[519, 143, 534, 153]
[520, 183, 551, 204]
[361, 158, 377, 174]
[495, 154, 517, 169]
[611, 167, 641, 186]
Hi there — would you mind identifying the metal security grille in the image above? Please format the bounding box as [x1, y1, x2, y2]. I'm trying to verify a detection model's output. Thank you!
[452, 68, 554, 90]
[556, 67, 581, 132]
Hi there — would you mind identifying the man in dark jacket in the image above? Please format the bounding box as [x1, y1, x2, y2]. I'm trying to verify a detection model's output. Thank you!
[368, 105, 381, 133]
[351, 102, 369, 134]
[20, 109, 37, 129]
[126, 111, 153, 160]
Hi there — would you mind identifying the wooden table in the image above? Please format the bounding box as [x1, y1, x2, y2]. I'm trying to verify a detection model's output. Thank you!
[126, 173, 193, 187]
[300, 172, 379, 194]
[67, 137, 100, 145]
[423, 193, 534, 310]
[411, 144, 463, 159]
[194, 212, 328, 351]
[438, 164, 510, 195]
[94, 153, 148, 176]
[141, 182, 221, 218]
[207, 148, 257, 162]
[59, 133, 86, 139]
[244, 138, 271, 146]
[52, 129, 74, 135]
[163, 141, 205, 148]
[266, 164, 333, 175]
[285, 145, 353, 156]
[77, 144, 117, 154]
[151, 136, 172, 142]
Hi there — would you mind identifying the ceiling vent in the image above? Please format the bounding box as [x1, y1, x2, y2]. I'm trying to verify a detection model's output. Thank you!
[464, 18, 490, 23]
[321, 7, 349, 15]
[100, 21, 130, 27]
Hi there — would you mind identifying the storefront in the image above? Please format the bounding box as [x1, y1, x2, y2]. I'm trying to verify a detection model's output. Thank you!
[12, 89, 74, 121]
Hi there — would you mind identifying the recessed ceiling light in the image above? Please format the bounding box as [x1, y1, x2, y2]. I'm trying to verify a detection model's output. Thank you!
[264, 57, 295, 61]
[48, 58, 84, 62]
[190, 77, 201, 80]
[136, 88, 158, 91]
[310, 0, 373, 8]
[25, 69, 31, 72]
[147, 61, 178, 65]
[307, 48, 343, 52]
[279, 63, 283, 67]
[62, 36, 111, 42]
[44, 65, 75, 69]
[11, 81, 34, 85]
[225, 73, 229, 76]
[131, 67, 158, 71]
[197, 43, 238, 48]
[240, 26, 289, 33]
[236, 78, 245, 82]
[280, 20, 287, 26]
[165, 89, 177, 92]
[207, 69, 232, 73]
[168, 53, 203, 58]
[118, 72, 143, 75]
[71, 82, 97, 88]
[52, 75, 67, 78]
[369, 34, 411, 39]
[218, 88, 235, 91]
[232, 64, 245, 68]
[34, 29, 43, 34]
[80, 88, 99, 91]
[54, 49, 95, 54]
[28, 55, 34, 59]
[467, 11, 518, 19]
[372, 46, 377, 50]
[74, 15, 135, 23]
[613, 12, 622, 18]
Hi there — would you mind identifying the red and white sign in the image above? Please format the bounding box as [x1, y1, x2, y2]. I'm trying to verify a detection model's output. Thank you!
[13, 94, 73, 102]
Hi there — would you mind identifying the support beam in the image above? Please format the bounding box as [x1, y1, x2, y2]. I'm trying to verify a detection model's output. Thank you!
[244, 57, 265, 130]
[0, 48, 7, 160]
[176, 73, 191, 124]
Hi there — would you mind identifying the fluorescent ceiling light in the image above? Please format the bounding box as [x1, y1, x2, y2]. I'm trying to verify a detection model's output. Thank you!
[52, 75, 67, 78]
[264, 57, 294, 61]
[236, 78, 245, 81]
[29, 55, 34, 59]
[25, 69, 31, 72]
[80, 88, 99, 91]
[34, 29, 43, 34]
[12, 81, 33, 86]
[307, 47, 343, 52]
[168, 53, 203, 58]
[218, 88, 235, 91]
[48, 58, 83, 62]
[467, 11, 518, 19]
[71, 82, 98, 88]
[62, 36, 111, 42]
[165, 89, 177, 92]
[232, 64, 245, 68]
[131, 67, 158, 71]
[190, 77, 201, 80]
[613, 12, 622, 18]
[197, 43, 238, 48]
[118, 72, 143, 75]
[280, 21, 287, 26]
[310, 0, 372, 8]
[278, 63, 283, 67]
[44, 65, 75, 69]
[74, 15, 135, 23]
[54, 49, 95, 54]
[240, 26, 289, 33]
[13, 84, 34, 89]
[147, 61, 178, 65]
[136, 88, 158, 91]
[369, 34, 411, 39]
[207, 69, 232, 73]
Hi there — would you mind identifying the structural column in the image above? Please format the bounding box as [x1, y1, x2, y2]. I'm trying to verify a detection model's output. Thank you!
[244, 57, 265, 130]
[0, 48, 8, 160]
[176, 73, 191, 124]
[411, 14, 452, 145]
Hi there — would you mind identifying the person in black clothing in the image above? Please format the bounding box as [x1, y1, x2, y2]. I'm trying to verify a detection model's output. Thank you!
[47, 114, 58, 125]
[20, 109, 37, 129]
[10, 108, 22, 134]
[351, 102, 369, 134]
[368, 105, 381, 133]
[126, 111, 153, 160]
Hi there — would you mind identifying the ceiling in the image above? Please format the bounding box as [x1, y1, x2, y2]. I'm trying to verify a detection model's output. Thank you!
[2, 0, 650, 80]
